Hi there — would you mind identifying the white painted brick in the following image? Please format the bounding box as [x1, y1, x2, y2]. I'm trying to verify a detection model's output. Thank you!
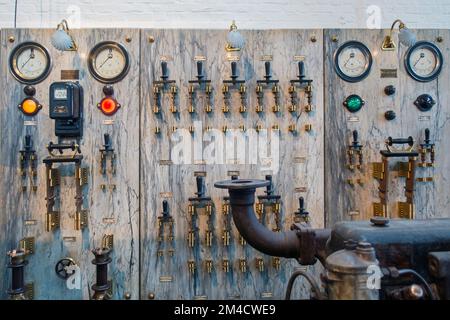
[0, 0, 449, 29]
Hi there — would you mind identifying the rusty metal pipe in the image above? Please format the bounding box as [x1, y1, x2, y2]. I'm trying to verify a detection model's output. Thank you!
[215, 179, 305, 258]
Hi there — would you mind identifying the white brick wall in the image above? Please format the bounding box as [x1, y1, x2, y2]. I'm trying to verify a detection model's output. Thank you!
[0, 0, 450, 29]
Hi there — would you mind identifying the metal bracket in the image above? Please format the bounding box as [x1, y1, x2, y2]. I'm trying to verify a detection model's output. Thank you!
[50, 168, 60, 186]
[397, 161, 412, 177]
[19, 237, 35, 255]
[398, 202, 414, 219]
[75, 210, 88, 230]
[102, 234, 114, 249]
[46, 211, 60, 231]
[79, 167, 89, 185]
[25, 282, 34, 300]
[372, 162, 384, 180]
[373, 202, 386, 217]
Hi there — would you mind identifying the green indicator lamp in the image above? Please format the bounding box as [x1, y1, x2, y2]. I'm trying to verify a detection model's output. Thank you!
[343, 94, 365, 113]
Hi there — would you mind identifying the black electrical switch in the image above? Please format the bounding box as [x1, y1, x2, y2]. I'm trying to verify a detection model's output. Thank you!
[384, 85, 396, 96]
[385, 110, 396, 120]
[414, 94, 436, 112]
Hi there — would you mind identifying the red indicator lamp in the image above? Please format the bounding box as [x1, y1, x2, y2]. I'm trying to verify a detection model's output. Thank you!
[18, 86, 42, 116]
[97, 85, 121, 116]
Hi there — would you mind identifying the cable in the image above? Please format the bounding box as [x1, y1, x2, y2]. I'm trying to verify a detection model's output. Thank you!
[285, 269, 324, 300]
[398, 269, 437, 300]
[14, 0, 18, 28]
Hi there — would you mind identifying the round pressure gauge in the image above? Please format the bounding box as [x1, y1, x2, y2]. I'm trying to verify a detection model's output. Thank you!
[88, 41, 130, 84]
[405, 41, 443, 82]
[334, 41, 373, 82]
[9, 41, 52, 84]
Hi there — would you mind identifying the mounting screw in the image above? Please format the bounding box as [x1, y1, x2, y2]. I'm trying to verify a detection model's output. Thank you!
[331, 35, 338, 43]
[125, 36, 132, 43]
[148, 36, 155, 43]
[148, 292, 155, 300]
[437, 36, 443, 43]
[385, 110, 396, 121]
[8, 36, 15, 43]
[124, 292, 131, 300]
[310, 35, 317, 43]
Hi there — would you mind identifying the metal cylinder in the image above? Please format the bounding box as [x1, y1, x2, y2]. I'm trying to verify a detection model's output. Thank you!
[325, 241, 379, 300]
[91, 248, 111, 300]
[7, 250, 28, 300]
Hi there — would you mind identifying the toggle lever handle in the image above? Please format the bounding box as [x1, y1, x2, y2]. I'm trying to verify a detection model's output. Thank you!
[161, 61, 168, 79]
[196, 176, 205, 197]
[231, 61, 238, 80]
[103, 133, 111, 150]
[299, 197, 305, 212]
[265, 175, 273, 195]
[387, 136, 414, 146]
[298, 61, 305, 79]
[264, 61, 271, 79]
[425, 128, 430, 144]
[162, 200, 169, 216]
[24, 135, 32, 150]
[196, 61, 204, 79]
[352, 130, 359, 144]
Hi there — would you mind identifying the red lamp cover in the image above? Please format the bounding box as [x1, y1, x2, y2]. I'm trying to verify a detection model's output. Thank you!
[99, 97, 120, 116]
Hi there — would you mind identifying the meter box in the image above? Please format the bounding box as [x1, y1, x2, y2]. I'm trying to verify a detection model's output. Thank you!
[49, 81, 83, 137]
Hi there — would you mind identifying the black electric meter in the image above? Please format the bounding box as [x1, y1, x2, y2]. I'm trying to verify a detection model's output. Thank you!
[49, 82, 83, 137]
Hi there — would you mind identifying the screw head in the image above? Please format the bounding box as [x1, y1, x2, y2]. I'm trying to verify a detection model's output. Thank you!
[8, 36, 15, 43]
[125, 36, 132, 43]
[310, 35, 317, 43]
[148, 36, 155, 43]
[437, 36, 443, 43]
[331, 35, 338, 42]
[124, 292, 131, 300]
[148, 292, 155, 299]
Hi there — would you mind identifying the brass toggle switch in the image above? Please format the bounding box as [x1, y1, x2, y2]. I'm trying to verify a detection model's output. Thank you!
[188, 203, 195, 215]
[288, 124, 297, 133]
[205, 204, 212, 215]
[205, 259, 213, 273]
[272, 257, 281, 271]
[188, 230, 195, 248]
[222, 229, 230, 246]
[272, 202, 281, 214]
[222, 259, 230, 273]
[256, 202, 264, 216]
[305, 124, 312, 132]
[222, 202, 230, 215]
[239, 258, 247, 273]
[205, 230, 213, 247]
[305, 104, 313, 113]
[256, 257, 264, 273]
[188, 260, 196, 275]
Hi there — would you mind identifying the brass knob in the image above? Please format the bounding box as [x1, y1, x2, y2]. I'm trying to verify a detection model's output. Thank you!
[8, 36, 15, 43]
[148, 36, 155, 43]
[125, 36, 132, 43]
[124, 292, 131, 300]
[148, 292, 155, 300]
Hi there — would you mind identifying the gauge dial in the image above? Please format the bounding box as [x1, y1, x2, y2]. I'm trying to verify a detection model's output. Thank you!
[9, 42, 51, 84]
[405, 41, 443, 82]
[334, 41, 372, 82]
[88, 41, 130, 84]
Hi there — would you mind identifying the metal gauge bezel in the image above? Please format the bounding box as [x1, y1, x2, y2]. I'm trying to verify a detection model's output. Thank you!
[88, 41, 130, 84]
[334, 41, 373, 83]
[405, 41, 443, 82]
[9, 41, 52, 84]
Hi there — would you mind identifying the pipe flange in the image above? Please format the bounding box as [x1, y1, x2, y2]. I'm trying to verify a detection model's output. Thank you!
[214, 179, 269, 190]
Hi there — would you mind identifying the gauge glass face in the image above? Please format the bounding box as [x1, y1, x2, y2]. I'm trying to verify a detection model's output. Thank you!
[337, 46, 369, 78]
[9, 42, 51, 84]
[409, 47, 438, 77]
[89, 42, 130, 83]
[94, 46, 126, 79]
[334, 41, 372, 82]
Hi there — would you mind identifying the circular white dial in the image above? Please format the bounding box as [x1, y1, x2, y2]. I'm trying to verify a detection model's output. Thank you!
[94, 46, 126, 79]
[9, 42, 51, 83]
[408, 47, 438, 77]
[337, 46, 369, 77]
[16, 47, 48, 80]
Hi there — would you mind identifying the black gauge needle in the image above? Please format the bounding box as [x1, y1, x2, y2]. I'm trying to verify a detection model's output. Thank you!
[98, 49, 113, 69]
[344, 52, 355, 67]
[414, 53, 425, 67]
[21, 48, 35, 68]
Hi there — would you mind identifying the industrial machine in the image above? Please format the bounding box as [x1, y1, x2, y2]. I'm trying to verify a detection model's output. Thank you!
[215, 179, 450, 300]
